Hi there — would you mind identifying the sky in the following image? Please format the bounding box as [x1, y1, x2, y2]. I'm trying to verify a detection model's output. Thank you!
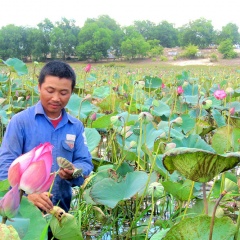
[1, 0, 240, 30]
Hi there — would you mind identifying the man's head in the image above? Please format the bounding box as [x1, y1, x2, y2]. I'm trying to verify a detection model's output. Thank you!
[38, 61, 76, 119]
[38, 60, 76, 91]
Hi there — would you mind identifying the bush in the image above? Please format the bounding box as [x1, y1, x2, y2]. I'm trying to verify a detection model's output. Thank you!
[160, 55, 168, 61]
[209, 53, 218, 62]
[182, 44, 199, 59]
[218, 39, 238, 59]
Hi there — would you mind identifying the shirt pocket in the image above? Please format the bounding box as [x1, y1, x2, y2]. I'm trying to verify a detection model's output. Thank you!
[60, 140, 75, 162]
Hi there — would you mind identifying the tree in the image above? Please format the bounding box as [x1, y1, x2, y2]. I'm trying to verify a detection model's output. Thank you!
[0, 25, 24, 60]
[155, 21, 178, 47]
[178, 18, 215, 48]
[76, 22, 112, 61]
[37, 18, 54, 60]
[134, 20, 157, 40]
[121, 36, 150, 59]
[218, 23, 240, 45]
[49, 18, 80, 60]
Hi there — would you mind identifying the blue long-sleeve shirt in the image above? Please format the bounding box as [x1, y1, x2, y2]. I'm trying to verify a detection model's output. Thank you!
[0, 101, 93, 211]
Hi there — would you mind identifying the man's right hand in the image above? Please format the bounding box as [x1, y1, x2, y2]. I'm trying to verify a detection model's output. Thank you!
[27, 192, 53, 212]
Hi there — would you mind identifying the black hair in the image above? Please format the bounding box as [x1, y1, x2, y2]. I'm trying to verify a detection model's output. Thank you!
[38, 60, 76, 91]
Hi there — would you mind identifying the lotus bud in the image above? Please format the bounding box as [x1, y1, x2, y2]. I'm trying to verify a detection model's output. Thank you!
[224, 178, 237, 193]
[182, 81, 189, 87]
[0, 184, 20, 219]
[165, 143, 176, 152]
[129, 141, 137, 148]
[82, 94, 92, 102]
[225, 87, 234, 95]
[172, 117, 183, 126]
[177, 86, 184, 95]
[138, 112, 153, 124]
[33, 61, 39, 65]
[229, 107, 235, 115]
[85, 64, 91, 73]
[90, 112, 97, 121]
[202, 99, 212, 109]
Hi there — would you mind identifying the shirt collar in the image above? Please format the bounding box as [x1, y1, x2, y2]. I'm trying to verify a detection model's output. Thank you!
[34, 101, 75, 124]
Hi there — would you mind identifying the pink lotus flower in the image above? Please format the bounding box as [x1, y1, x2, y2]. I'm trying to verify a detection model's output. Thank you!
[230, 107, 235, 115]
[85, 64, 91, 73]
[0, 184, 20, 219]
[161, 83, 165, 88]
[177, 86, 184, 95]
[90, 112, 97, 121]
[8, 143, 55, 194]
[213, 89, 226, 100]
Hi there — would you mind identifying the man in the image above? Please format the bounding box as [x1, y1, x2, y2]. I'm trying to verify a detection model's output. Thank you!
[0, 60, 93, 213]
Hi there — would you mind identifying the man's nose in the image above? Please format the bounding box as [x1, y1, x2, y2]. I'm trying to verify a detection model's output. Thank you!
[52, 92, 60, 101]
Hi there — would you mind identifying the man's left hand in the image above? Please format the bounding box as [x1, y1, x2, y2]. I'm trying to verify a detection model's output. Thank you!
[58, 167, 74, 180]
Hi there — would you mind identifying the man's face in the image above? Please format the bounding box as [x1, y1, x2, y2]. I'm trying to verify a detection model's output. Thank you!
[38, 76, 72, 118]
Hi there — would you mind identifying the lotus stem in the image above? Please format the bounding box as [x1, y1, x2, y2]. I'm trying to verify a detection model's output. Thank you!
[1, 216, 7, 224]
[209, 191, 226, 240]
[145, 191, 155, 240]
[234, 206, 240, 240]
[19, 189, 25, 203]
[182, 180, 195, 220]
[203, 182, 208, 215]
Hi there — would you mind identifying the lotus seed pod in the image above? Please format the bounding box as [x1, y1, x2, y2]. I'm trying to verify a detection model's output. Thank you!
[147, 182, 164, 200]
[0, 223, 20, 240]
[138, 112, 153, 124]
[202, 99, 212, 109]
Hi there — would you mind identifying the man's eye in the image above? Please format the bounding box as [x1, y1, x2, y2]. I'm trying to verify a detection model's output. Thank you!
[47, 89, 54, 93]
[61, 92, 68, 95]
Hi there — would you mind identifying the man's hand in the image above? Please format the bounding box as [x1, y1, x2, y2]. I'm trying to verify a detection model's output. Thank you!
[58, 167, 74, 180]
[28, 192, 53, 212]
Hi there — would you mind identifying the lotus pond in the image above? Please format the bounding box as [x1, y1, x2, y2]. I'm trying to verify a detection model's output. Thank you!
[0, 58, 240, 240]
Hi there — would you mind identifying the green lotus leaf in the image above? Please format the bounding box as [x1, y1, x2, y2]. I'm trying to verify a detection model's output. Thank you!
[212, 126, 240, 154]
[50, 211, 83, 240]
[163, 215, 236, 240]
[66, 94, 95, 119]
[93, 86, 110, 99]
[163, 147, 240, 182]
[211, 109, 226, 127]
[162, 180, 195, 201]
[90, 171, 148, 208]
[173, 134, 215, 152]
[3, 58, 28, 76]
[230, 116, 240, 128]
[143, 76, 162, 90]
[85, 128, 101, 152]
